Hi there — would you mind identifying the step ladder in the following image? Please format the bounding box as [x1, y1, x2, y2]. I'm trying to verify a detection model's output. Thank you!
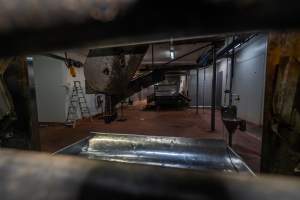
[65, 81, 92, 128]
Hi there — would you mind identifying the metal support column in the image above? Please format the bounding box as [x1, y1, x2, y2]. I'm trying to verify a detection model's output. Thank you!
[229, 37, 235, 106]
[151, 44, 154, 67]
[185, 73, 189, 97]
[211, 45, 217, 131]
[26, 57, 41, 150]
[203, 68, 206, 113]
[196, 68, 199, 114]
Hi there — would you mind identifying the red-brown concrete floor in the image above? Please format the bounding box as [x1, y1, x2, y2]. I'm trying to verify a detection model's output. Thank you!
[39, 100, 262, 172]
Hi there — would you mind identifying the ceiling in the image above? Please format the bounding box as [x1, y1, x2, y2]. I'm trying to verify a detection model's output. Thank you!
[142, 42, 211, 66]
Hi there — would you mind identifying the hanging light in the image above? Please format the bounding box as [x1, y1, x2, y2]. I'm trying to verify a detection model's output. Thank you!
[170, 48, 175, 59]
[170, 37, 175, 59]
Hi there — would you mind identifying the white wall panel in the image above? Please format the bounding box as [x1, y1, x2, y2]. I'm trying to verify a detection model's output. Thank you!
[33, 56, 105, 122]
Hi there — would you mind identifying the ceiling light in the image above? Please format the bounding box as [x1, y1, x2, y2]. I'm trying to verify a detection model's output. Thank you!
[234, 43, 241, 49]
[170, 49, 175, 59]
[170, 37, 175, 59]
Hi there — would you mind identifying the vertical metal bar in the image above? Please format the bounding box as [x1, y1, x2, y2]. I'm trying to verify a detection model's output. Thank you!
[203, 68, 205, 113]
[225, 57, 229, 103]
[229, 37, 235, 106]
[185, 73, 189, 96]
[211, 45, 217, 131]
[26, 57, 41, 150]
[224, 41, 229, 105]
[196, 68, 199, 114]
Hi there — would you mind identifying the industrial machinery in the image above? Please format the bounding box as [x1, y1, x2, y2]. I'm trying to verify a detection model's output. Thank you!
[147, 83, 190, 108]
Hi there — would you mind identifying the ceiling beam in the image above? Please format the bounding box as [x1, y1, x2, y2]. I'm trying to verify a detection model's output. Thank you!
[88, 45, 149, 57]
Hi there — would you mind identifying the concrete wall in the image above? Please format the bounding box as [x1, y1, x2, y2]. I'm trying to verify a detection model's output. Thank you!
[188, 34, 267, 125]
[33, 55, 104, 123]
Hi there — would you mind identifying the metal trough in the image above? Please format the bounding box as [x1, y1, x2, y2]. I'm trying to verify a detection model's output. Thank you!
[56, 132, 254, 175]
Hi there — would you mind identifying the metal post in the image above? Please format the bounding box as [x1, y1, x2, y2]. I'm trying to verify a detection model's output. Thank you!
[203, 68, 205, 113]
[211, 45, 217, 131]
[151, 44, 154, 67]
[185, 73, 189, 96]
[229, 37, 235, 106]
[196, 68, 199, 114]
[225, 59, 229, 104]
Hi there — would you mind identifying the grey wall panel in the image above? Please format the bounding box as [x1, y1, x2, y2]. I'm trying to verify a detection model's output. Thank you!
[189, 67, 212, 107]
[232, 34, 267, 125]
[188, 34, 267, 125]
[33, 56, 67, 122]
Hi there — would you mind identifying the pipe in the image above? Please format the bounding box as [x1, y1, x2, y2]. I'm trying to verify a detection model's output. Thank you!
[196, 68, 199, 114]
[211, 45, 217, 131]
[203, 68, 206, 113]
[229, 37, 235, 106]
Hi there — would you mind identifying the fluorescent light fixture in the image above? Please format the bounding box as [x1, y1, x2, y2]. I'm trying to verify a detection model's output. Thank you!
[170, 50, 175, 59]
[26, 57, 33, 61]
[234, 43, 241, 49]
[170, 37, 175, 60]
